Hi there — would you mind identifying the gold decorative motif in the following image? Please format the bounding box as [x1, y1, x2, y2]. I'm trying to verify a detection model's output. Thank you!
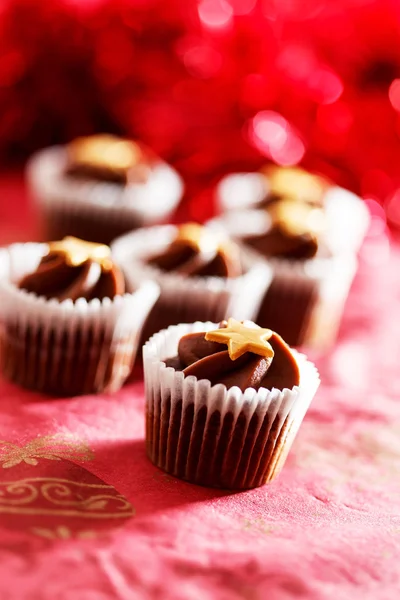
[0, 477, 134, 519]
[0, 481, 38, 504]
[0, 434, 94, 469]
[205, 318, 274, 361]
[31, 525, 97, 540]
[268, 200, 326, 239]
[242, 518, 274, 535]
[47, 237, 113, 270]
[262, 165, 326, 205]
[68, 134, 141, 173]
[294, 420, 400, 494]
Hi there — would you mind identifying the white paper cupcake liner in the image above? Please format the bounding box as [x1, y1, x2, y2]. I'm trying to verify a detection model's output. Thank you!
[216, 172, 370, 255]
[111, 225, 273, 343]
[0, 243, 159, 396]
[143, 321, 320, 489]
[27, 146, 184, 243]
[207, 212, 358, 349]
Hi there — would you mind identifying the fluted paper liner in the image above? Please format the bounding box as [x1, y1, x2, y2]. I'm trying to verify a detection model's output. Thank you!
[111, 225, 273, 342]
[207, 212, 358, 349]
[27, 147, 184, 243]
[216, 172, 370, 255]
[0, 243, 159, 396]
[143, 322, 320, 489]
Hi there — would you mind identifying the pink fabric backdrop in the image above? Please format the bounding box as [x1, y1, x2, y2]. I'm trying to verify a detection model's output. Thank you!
[0, 177, 399, 599]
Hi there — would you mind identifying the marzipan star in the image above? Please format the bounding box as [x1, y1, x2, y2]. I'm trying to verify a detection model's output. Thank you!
[268, 200, 325, 238]
[69, 134, 141, 171]
[205, 318, 274, 361]
[262, 166, 325, 205]
[176, 223, 219, 255]
[48, 237, 113, 270]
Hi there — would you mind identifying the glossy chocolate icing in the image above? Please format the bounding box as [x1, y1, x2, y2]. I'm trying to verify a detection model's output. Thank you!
[147, 224, 243, 278]
[165, 323, 300, 392]
[19, 238, 125, 301]
[243, 200, 325, 260]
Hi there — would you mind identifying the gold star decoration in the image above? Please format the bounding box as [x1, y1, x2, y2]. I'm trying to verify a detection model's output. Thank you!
[205, 318, 274, 361]
[268, 200, 326, 238]
[68, 134, 142, 172]
[175, 223, 220, 255]
[261, 165, 326, 206]
[47, 237, 113, 270]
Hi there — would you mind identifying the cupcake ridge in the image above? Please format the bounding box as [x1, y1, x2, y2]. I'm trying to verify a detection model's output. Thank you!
[166, 318, 300, 392]
[19, 236, 125, 302]
[147, 222, 242, 278]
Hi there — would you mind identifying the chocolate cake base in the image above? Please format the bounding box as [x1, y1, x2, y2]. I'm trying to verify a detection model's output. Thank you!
[41, 206, 142, 246]
[256, 273, 319, 347]
[146, 393, 294, 490]
[139, 293, 231, 350]
[0, 322, 135, 396]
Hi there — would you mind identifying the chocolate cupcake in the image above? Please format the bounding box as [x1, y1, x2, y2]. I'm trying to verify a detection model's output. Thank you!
[0, 237, 159, 396]
[217, 165, 369, 255]
[27, 134, 184, 245]
[209, 172, 367, 348]
[111, 223, 272, 345]
[144, 319, 319, 489]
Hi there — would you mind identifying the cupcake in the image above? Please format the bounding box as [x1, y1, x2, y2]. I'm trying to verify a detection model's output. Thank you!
[144, 318, 320, 489]
[216, 165, 369, 255]
[27, 134, 184, 245]
[111, 223, 272, 345]
[209, 170, 368, 348]
[0, 237, 159, 396]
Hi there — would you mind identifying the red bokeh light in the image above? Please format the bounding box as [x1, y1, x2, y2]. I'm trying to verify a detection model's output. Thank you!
[0, 0, 399, 226]
[250, 110, 305, 165]
[198, 0, 233, 29]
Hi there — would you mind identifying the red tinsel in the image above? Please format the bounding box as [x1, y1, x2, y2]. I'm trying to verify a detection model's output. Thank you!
[1, 0, 400, 221]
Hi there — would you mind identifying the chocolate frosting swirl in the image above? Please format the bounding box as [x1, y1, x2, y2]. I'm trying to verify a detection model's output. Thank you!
[165, 323, 300, 392]
[19, 238, 125, 301]
[243, 201, 325, 260]
[147, 224, 242, 278]
[243, 224, 318, 260]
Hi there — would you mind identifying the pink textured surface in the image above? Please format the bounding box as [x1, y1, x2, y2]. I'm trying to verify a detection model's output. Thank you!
[0, 177, 399, 599]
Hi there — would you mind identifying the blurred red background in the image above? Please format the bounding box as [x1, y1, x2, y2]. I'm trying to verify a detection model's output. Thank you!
[1, 0, 400, 226]
[0, 8, 399, 598]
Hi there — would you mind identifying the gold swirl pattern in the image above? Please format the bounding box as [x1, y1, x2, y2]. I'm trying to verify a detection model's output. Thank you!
[0, 434, 94, 469]
[242, 518, 274, 535]
[41, 480, 132, 513]
[0, 481, 38, 505]
[0, 478, 134, 519]
[31, 526, 97, 540]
